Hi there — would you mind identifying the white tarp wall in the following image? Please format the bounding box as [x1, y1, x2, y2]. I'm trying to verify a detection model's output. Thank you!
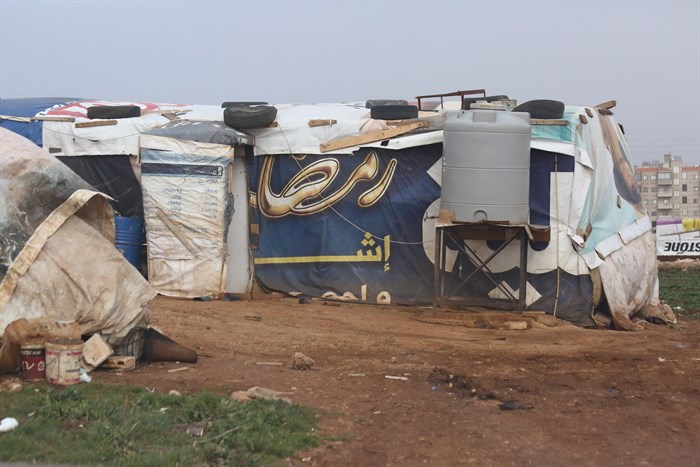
[0, 128, 155, 340]
[140, 135, 234, 298]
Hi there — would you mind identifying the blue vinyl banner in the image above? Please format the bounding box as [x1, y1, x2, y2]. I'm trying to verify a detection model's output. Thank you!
[0, 97, 78, 146]
[248, 145, 594, 324]
[248, 145, 442, 305]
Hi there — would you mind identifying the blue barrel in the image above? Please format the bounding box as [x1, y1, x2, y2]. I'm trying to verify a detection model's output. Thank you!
[114, 216, 144, 268]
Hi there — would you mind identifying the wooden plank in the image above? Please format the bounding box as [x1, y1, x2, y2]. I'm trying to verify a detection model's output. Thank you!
[75, 120, 118, 128]
[595, 99, 616, 110]
[308, 119, 337, 127]
[0, 114, 31, 123]
[530, 119, 568, 126]
[320, 121, 428, 153]
[101, 355, 136, 371]
[30, 116, 76, 122]
[2, 115, 76, 122]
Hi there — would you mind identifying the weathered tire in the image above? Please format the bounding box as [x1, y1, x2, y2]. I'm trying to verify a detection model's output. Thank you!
[461, 95, 510, 109]
[87, 105, 141, 119]
[513, 99, 565, 119]
[366, 99, 409, 109]
[221, 101, 268, 108]
[223, 104, 277, 129]
[370, 105, 419, 120]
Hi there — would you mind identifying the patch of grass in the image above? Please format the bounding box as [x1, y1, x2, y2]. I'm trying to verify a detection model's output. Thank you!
[659, 266, 700, 319]
[0, 383, 318, 466]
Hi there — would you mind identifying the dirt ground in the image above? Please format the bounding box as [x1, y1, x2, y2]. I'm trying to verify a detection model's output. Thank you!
[97, 295, 700, 466]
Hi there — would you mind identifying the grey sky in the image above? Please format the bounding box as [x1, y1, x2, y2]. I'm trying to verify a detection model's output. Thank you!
[1, 0, 698, 166]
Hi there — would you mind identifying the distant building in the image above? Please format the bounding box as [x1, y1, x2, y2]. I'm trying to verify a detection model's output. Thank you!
[634, 153, 700, 222]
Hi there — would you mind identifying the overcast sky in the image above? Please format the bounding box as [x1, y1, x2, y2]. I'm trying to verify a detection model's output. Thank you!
[1, 0, 698, 166]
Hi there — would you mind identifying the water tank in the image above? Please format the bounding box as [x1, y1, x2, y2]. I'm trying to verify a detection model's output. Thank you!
[441, 110, 531, 224]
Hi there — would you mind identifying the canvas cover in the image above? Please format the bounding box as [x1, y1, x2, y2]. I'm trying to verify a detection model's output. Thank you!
[140, 131, 235, 298]
[0, 128, 156, 339]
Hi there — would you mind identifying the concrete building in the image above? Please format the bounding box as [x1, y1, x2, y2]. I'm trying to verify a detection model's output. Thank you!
[634, 153, 700, 222]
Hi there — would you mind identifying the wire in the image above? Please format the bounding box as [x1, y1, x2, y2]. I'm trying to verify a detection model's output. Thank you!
[275, 123, 428, 246]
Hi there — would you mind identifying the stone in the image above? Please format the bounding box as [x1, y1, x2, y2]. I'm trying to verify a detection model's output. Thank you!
[503, 321, 528, 331]
[290, 352, 315, 370]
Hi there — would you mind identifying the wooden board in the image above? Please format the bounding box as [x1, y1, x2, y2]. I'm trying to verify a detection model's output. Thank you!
[320, 121, 428, 153]
[595, 99, 616, 110]
[31, 116, 76, 122]
[530, 119, 568, 126]
[308, 119, 337, 127]
[75, 120, 118, 128]
[100, 355, 136, 371]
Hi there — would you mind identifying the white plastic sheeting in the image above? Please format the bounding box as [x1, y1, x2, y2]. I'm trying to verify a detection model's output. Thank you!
[140, 134, 234, 297]
[0, 128, 155, 339]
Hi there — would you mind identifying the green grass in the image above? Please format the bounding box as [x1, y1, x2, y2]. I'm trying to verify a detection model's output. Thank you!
[658, 266, 700, 319]
[0, 383, 319, 466]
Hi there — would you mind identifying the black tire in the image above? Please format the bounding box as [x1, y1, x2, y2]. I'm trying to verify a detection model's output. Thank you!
[370, 105, 419, 120]
[461, 95, 510, 109]
[513, 99, 565, 119]
[87, 105, 141, 119]
[221, 101, 268, 108]
[223, 104, 277, 129]
[366, 99, 408, 109]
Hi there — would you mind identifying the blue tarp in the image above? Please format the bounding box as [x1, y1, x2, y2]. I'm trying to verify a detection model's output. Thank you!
[247, 144, 594, 324]
[0, 97, 79, 146]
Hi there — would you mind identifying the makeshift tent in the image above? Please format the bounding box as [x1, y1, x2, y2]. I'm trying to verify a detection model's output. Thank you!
[0, 128, 155, 343]
[140, 121, 252, 297]
[245, 103, 661, 329]
[0, 99, 254, 296]
[0, 97, 666, 329]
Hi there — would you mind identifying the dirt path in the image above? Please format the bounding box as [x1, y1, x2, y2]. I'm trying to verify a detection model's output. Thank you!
[99, 296, 700, 466]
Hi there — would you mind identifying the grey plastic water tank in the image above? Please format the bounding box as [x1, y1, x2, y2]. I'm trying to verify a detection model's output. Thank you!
[440, 110, 531, 224]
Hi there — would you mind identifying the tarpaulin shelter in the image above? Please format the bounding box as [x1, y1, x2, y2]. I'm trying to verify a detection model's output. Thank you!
[244, 103, 661, 329]
[0, 98, 253, 297]
[0, 97, 664, 328]
[0, 128, 155, 344]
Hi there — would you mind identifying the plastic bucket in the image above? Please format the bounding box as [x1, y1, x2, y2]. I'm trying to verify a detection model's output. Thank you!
[20, 342, 46, 382]
[45, 339, 84, 385]
[115, 215, 144, 268]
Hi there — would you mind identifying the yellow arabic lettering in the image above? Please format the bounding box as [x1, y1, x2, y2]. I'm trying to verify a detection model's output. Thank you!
[259, 152, 379, 218]
[254, 232, 391, 264]
[358, 159, 397, 207]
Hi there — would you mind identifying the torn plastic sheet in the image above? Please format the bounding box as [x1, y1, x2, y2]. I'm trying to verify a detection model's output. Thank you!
[0, 128, 156, 341]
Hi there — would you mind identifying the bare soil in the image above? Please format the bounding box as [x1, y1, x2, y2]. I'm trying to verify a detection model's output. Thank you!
[99, 295, 700, 466]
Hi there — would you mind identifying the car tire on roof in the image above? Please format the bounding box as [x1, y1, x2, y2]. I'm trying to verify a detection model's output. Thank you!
[87, 105, 141, 119]
[365, 99, 409, 109]
[370, 105, 419, 120]
[513, 99, 565, 119]
[223, 104, 277, 129]
[221, 101, 269, 108]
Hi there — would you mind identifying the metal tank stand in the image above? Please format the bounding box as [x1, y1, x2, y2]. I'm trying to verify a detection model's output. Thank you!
[433, 223, 545, 313]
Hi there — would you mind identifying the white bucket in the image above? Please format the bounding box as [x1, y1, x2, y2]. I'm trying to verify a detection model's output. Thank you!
[45, 339, 84, 385]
